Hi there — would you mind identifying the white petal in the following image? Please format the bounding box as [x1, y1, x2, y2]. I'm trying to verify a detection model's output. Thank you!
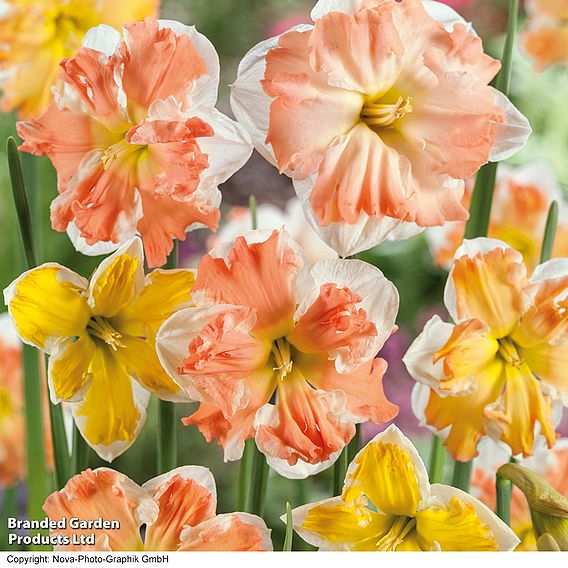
[311, 0, 362, 20]
[507, 160, 564, 202]
[70, 379, 150, 463]
[287, 496, 351, 551]
[266, 450, 342, 480]
[66, 222, 123, 258]
[87, 237, 145, 311]
[423, 0, 475, 34]
[158, 20, 220, 109]
[403, 315, 454, 389]
[192, 107, 253, 190]
[350, 424, 431, 503]
[531, 258, 568, 284]
[3, 263, 89, 354]
[0, 311, 21, 348]
[230, 34, 280, 166]
[82, 24, 121, 55]
[295, 259, 399, 372]
[294, 175, 407, 257]
[426, 483, 520, 551]
[444, 237, 523, 323]
[155, 305, 239, 401]
[489, 88, 532, 162]
[424, 222, 461, 271]
[142, 465, 217, 508]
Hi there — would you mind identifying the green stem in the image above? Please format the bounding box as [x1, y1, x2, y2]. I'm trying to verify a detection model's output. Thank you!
[347, 424, 361, 464]
[48, 387, 71, 489]
[248, 447, 269, 516]
[249, 195, 258, 230]
[156, 242, 179, 474]
[496, 472, 512, 526]
[333, 448, 348, 496]
[463, 0, 519, 241]
[540, 201, 558, 263]
[452, 460, 473, 492]
[72, 423, 90, 475]
[283, 502, 294, 552]
[428, 435, 446, 484]
[237, 439, 254, 511]
[1, 485, 19, 549]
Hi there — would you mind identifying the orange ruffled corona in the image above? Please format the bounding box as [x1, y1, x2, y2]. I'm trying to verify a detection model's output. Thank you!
[427, 162, 568, 271]
[0, 0, 159, 118]
[3, 237, 195, 461]
[231, 0, 531, 257]
[404, 238, 568, 461]
[43, 466, 272, 551]
[17, 18, 252, 268]
[156, 229, 399, 478]
[522, 0, 568, 70]
[288, 425, 519, 551]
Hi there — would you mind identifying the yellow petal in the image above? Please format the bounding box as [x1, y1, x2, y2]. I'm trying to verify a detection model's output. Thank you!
[99, 0, 159, 27]
[343, 439, 422, 517]
[89, 240, 144, 319]
[450, 246, 526, 337]
[113, 269, 195, 338]
[74, 346, 144, 453]
[299, 497, 394, 551]
[435, 319, 499, 393]
[522, 342, 568, 400]
[48, 334, 96, 401]
[415, 496, 499, 551]
[423, 360, 505, 461]
[114, 336, 181, 400]
[486, 363, 557, 457]
[6, 265, 90, 351]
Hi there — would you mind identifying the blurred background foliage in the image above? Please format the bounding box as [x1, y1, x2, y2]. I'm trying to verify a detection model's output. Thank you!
[1, 0, 568, 550]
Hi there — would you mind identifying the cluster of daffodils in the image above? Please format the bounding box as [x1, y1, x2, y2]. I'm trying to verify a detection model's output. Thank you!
[4, 0, 568, 554]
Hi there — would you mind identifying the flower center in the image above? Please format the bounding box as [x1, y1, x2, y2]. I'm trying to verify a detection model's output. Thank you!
[87, 316, 125, 351]
[0, 388, 14, 420]
[361, 95, 413, 131]
[376, 515, 417, 551]
[271, 338, 293, 381]
[101, 138, 143, 170]
[498, 338, 524, 367]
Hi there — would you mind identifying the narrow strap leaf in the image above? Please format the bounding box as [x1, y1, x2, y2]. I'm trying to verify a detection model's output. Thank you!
[283, 502, 294, 552]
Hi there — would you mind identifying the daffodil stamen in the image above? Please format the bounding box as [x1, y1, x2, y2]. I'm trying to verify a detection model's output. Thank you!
[271, 338, 293, 381]
[376, 516, 417, 551]
[87, 316, 125, 351]
[498, 338, 524, 367]
[361, 96, 413, 130]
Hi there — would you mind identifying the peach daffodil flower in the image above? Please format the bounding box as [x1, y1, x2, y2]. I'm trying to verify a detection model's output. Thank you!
[522, 0, 568, 70]
[230, 0, 531, 257]
[0, 0, 159, 118]
[427, 161, 568, 271]
[3, 237, 195, 461]
[17, 18, 253, 268]
[404, 238, 568, 462]
[157, 229, 399, 478]
[288, 425, 519, 551]
[44, 466, 272, 551]
[0, 313, 25, 487]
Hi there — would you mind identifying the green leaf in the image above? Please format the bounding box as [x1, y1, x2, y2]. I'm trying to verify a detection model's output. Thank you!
[283, 502, 294, 552]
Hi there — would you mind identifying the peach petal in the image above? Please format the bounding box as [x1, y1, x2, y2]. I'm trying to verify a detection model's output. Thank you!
[306, 357, 399, 424]
[120, 20, 208, 113]
[143, 469, 217, 551]
[178, 513, 272, 551]
[192, 231, 302, 339]
[43, 468, 158, 551]
[255, 373, 355, 467]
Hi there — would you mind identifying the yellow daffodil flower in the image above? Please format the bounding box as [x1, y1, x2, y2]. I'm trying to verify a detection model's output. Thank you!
[288, 425, 519, 551]
[0, 0, 159, 118]
[3, 238, 194, 461]
[405, 238, 568, 462]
